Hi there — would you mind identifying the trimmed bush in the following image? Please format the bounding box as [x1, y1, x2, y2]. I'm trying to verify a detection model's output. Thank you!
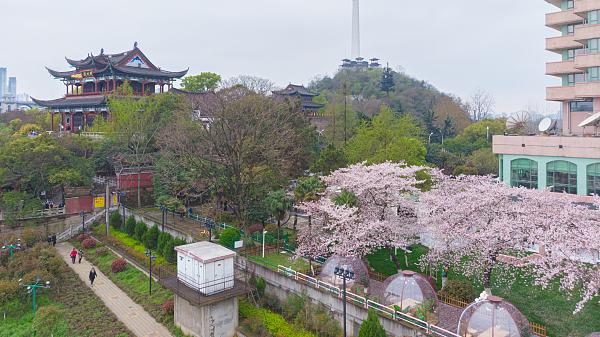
[144, 225, 160, 250]
[162, 299, 174, 315]
[439, 279, 476, 302]
[109, 211, 123, 230]
[82, 238, 97, 249]
[111, 258, 128, 273]
[134, 221, 148, 242]
[76, 233, 91, 242]
[125, 216, 137, 236]
[219, 227, 241, 249]
[95, 247, 109, 256]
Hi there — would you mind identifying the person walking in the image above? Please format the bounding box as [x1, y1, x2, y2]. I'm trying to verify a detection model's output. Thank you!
[51, 234, 57, 247]
[89, 267, 97, 286]
[69, 247, 78, 264]
[78, 249, 83, 264]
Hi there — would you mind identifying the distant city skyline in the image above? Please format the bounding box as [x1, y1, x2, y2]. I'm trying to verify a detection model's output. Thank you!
[0, 0, 557, 115]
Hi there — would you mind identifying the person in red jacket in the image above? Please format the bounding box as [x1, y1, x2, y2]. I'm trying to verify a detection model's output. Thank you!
[70, 248, 77, 264]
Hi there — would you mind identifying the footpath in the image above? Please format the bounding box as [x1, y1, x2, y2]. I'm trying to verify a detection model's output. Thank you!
[56, 242, 173, 337]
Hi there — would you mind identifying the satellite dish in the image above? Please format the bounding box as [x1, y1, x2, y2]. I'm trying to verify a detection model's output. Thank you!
[538, 117, 557, 133]
[506, 111, 531, 134]
[578, 111, 600, 128]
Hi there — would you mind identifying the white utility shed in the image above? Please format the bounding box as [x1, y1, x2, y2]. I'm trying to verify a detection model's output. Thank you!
[175, 241, 236, 295]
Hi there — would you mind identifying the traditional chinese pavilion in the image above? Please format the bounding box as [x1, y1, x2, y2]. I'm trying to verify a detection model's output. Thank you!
[273, 84, 324, 117]
[33, 42, 188, 132]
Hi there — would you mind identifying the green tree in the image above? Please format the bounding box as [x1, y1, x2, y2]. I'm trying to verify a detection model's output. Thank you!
[294, 176, 325, 202]
[219, 227, 241, 249]
[181, 72, 222, 92]
[345, 105, 426, 165]
[380, 64, 395, 97]
[125, 216, 137, 236]
[444, 119, 506, 155]
[134, 221, 148, 241]
[264, 189, 293, 247]
[467, 148, 499, 175]
[163, 237, 176, 263]
[144, 225, 160, 250]
[109, 211, 122, 230]
[310, 144, 347, 175]
[358, 309, 386, 337]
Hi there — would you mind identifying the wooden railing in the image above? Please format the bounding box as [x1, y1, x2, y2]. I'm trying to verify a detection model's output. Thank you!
[437, 293, 470, 309]
[530, 322, 548, 337]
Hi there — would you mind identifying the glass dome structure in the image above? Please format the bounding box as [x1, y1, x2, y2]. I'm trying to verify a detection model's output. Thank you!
[458, 295, 531, 337]
[382, 270, 437, 310]
[319, 255, 369, 287]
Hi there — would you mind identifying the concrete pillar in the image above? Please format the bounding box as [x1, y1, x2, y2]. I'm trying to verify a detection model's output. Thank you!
[174, 294, 238, 337]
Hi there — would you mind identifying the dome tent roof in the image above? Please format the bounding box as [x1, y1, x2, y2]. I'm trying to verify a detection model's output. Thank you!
[382, 270, 437, 310]
[458, 295, 531, 337]
[319, 255, 369, 287]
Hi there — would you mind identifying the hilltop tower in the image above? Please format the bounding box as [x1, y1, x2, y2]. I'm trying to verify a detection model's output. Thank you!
[351, 0, 361, 59]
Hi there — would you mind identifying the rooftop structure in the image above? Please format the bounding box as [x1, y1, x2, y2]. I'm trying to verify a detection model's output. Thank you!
[493, 1, 600, 196]
[273, 84, 325, 117]
[319, 255, 369, 287]
[32, 42, 188, 132]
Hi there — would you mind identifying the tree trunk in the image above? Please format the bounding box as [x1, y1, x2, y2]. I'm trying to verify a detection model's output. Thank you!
[482, 255, 497, 294]
[137, 169, 141, 208]
[389, 247, 401, 270]
[277, 218, 281, 249]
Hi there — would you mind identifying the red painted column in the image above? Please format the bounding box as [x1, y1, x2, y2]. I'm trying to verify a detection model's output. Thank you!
[83, 112, 88, 130]
[105, 79, 109, 92]
[113, 78, 116, 93]
[142, 81, 146, 96]
[70, 113, 74, 132]
[61, 113, 65, 131]
[94, 80, 98, 93]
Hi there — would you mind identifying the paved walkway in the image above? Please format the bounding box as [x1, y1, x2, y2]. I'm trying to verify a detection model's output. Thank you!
[56, 242, 173, 337]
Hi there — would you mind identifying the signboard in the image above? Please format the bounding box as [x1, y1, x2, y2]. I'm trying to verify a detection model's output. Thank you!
[94, 196, 105, 208]
[234, 240, 244, 249]
[71, 70, 94, 79]
[112, 195, 118, 206]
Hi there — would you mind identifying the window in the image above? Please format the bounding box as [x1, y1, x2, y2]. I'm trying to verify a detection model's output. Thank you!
[589, 39, 600, 53]
[590, 10, 600, 24]
[570, 99, 594, 112]
[511, 159, 538, 189]
[547, 161, 578, 194]
[564, 24, 575, 36]
[563, 0, 574, 9]
[566, 73, 585, 86]
[587, 164, 600, 195]
[589, 67, 600, 81]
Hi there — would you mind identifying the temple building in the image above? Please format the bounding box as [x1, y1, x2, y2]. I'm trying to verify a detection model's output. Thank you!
[33, 43, 188, 132]
[272, 84, 324, 117]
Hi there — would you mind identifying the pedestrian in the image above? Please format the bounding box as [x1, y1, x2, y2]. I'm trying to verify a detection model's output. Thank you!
[69, 247, 77, 264]
[89, 267, 97, 286]
[51, 234, 56, 247]
[78, 249, 83, 264]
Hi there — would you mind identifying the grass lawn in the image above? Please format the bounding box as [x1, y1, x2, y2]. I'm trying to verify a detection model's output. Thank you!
[109, 228, 169, 265]
[248, 251, 311, 273]
[77, 243, 186, 337]
[366, 246, 600, 337]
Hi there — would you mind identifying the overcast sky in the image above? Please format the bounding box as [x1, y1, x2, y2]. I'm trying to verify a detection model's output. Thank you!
[1, 0, 559, 114]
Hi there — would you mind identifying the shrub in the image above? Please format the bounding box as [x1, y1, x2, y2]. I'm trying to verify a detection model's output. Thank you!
[125, 216, 137, 236]
[32, 305, 64, 336]
[0, 279, 19, 308]
[243, 317, 272, 337]
[134, 221, 148, 242]
[95, 247, 109, 256]
[157, 232, 172, 254]
[22, 228, 42, 247]
[111, 258, 128, 273]
[144, 225, 160, 250]
[162, 299, 174, 315]
[219, 227, 241, 249]
[163, 238, 176, 263]
[283, 294, 305, 321]
[439, 280, 476, 302]
[358, 309, 386, 337]
[76, 233, 91, 242]
[255, 276, 266, 298]
[109, 211, 123, 230]
[21, 270, 56, 290]
[82, 238, 97, 249]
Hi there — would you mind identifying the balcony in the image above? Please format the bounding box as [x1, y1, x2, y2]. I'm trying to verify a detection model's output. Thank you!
[575, 81, 600, 97]
[546, 35, 583, 51]
[575, 52, 600, 68]
[546, 60, 580, 75]
[546, 10, 583, 30]
[575, 24, 600, 43]
[545, 0, 561, 8]
[574, 0, 600, 17]
[547, 85, 576, 101]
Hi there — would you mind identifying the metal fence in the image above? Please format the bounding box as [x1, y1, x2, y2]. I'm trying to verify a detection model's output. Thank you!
[0, 207, 65, 221]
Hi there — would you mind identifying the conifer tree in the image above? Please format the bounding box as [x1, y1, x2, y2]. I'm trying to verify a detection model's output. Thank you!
[380, 64, 395, 97]
[358, 309, 386, 337]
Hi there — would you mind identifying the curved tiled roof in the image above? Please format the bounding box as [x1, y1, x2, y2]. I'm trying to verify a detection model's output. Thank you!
[31, 95, 107, 109]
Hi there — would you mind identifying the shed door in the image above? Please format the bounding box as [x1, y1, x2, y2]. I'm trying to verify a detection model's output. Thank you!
[214, 261, 224, 292]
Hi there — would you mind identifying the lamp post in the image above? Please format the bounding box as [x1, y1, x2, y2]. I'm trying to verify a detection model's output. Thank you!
[334, 266, 354, 337]
[428, 132, 434, 144]
[145, 249, 157, 295]
[80, 211, 86, 234]
[20, 277, 50, 314]
[2, 239, 21, 257]
[262, 230, 268, 258]
[160, 204, 167, 232]
[205, 220, 214, 243]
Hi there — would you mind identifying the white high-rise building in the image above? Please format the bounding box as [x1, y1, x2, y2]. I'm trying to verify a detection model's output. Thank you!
[351, 0, 361, 59]
[8, 77, 16, 100]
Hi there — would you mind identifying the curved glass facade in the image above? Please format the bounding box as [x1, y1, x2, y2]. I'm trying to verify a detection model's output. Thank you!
[547, 160, 578, 194]
[510, 159, 538, 189]
[587, 164, 600, 196]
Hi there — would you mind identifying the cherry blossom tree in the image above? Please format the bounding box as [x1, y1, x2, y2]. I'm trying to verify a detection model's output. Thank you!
[296, 162, 436, 262]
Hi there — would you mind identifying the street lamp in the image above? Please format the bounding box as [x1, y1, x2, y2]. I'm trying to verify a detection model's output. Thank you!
[80, 211, 86, 234]
[160, 204, 167, 232]
[20, 277, 50, 314]
[428, 132, 434, 144]
[205, 220, 214, 243]
[145, 249, 157, 295]
[2, 240, 21, 257]
[262, 230, 268, 258]
[334, 266, 354, 337]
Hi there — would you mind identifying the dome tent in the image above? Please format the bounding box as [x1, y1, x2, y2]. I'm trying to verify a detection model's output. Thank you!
[458, 295, 531, 337]
[319, 255, 369, 287]
[382, 270, 437, 310]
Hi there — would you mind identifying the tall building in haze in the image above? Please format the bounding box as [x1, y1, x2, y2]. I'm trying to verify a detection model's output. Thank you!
[8, 77, 16, 100]
[0, 68, 6, 101]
